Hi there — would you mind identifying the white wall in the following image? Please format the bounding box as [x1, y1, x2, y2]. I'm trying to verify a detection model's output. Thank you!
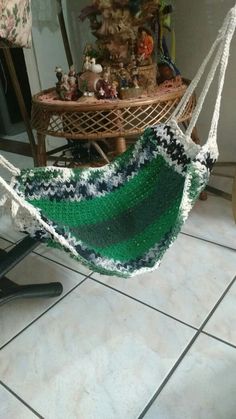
[27, 0, 70, 148]
[30, 0, 68, 90]
[174, 0, 236, 162]
[64, 0, 95, 72]
[27, 0, 93, 88]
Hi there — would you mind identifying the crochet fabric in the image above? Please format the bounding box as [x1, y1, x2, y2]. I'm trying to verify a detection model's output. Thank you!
[11, 120, 214, 277]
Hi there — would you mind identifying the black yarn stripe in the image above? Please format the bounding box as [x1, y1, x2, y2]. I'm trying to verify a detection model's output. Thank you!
[20, 124, 191, 202]
[70, 165, 184, 248]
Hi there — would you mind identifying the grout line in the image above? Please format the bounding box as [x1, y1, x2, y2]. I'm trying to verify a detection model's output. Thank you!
[0, 236, 14, 246]
[32, 248, 92, 277]
[138, 275, 236, 418]
[0, 381, 43, 418]
[201, 331, 236, 350]
[0, 276, 89, 351]
[1, 237, 92, 277]
[180, 231, 236, 253]
[0, 236, 25, 249]
[89, 276, 198, 331]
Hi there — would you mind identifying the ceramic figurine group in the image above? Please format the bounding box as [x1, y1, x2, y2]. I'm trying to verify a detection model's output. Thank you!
[55, 66, 79, 101]
[55, 0, 179, 101]
[55, 56, 143, 101]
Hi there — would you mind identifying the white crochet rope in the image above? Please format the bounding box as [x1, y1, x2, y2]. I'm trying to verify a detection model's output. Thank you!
[171, 12, 229, 121]
[208, 7, 236, 146]
[171, 3, 236, 148]
[0, 175, 79, 257]
[0, 154, 20, 176]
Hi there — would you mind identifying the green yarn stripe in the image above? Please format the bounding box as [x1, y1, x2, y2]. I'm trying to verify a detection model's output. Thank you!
[71, 168, 183, 248]
[28, 155, 169, 227]
[84, 196, 183, 262]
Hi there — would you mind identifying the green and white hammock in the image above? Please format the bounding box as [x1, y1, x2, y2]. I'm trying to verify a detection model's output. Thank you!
[0, 5, 235, 277]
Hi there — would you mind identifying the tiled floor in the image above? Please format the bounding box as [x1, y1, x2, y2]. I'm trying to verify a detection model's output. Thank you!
[0, 154, 235, 418]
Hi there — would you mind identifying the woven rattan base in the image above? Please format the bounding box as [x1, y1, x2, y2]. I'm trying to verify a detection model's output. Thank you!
[31, 87, 195, 166]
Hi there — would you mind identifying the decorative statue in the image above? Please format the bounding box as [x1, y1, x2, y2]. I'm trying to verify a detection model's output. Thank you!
[137, 27, 154, 64]
[90, 57, 103, 74]
[110, 81, 118, 98]
[96, 71, 112, 99]
[55, 66, 63, 83]
[132, 75, 139, 88]
[96, 6, 116, 36]
[55, 66, 63, 95]
[98, 86, 106, 98]
[68, 66, 77, 85]
[117, 63, 130, 89]
[157, 61, 183, 91]
[68, 77, 79, 101]
[83, 56, 92, 71]
[59, 74, 71, 100]
[157, 61, 176, 84]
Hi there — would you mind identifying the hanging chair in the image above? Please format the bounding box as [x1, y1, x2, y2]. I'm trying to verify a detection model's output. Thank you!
[0, 5, 235, 278]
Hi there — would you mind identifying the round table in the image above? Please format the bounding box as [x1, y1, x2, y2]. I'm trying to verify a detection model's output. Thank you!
[31, 87, 195, 166]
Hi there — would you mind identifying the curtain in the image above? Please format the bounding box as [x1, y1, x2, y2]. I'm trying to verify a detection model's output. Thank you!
[0, 0, 32, 48]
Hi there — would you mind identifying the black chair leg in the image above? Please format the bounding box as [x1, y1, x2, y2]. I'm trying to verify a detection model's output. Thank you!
[0, 236, 63, 306]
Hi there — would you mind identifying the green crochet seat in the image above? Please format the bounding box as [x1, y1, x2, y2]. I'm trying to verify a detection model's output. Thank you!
[11, 122, 206, 277]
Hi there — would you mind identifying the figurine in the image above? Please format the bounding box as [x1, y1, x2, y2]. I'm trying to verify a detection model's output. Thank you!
[78, 70, 100, 95]
[137, 27, 154, 63]
[96, 70, 112, 98]
[95, 1, 115, 36]
[68, 66, 77, 85]
[55, 66, 63, 83]
[130, 59, 139, 82]
[55, 66, 63, 95]
[83, 56, 92, 71]
[157, 61, 175, 84]
[110, 81, 118, 99]
[98, 86, 106, 98]
[90, 57, 103, 74]
[133, 75, 139, 88]
[117, 63, 130, 89]
[68, 76, 79, 101]
[59, 74, 71, 100]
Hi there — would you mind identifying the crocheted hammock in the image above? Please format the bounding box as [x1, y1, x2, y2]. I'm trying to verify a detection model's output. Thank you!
[0, 5, 235, 278]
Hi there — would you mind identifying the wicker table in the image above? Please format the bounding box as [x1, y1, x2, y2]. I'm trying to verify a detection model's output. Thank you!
[31, 87, 195, 166]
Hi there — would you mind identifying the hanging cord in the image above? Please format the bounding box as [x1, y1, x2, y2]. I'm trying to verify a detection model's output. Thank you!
[0, 154, 20, 176]
[185, 38, 225, 137]
[186, 7, 236, 141]
[207, 7, 236, 149]
[171, 5, 234, 123]
[0, 153, 77, 257]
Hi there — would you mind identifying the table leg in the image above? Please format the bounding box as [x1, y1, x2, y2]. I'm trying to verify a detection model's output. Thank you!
[37, 133, 47, 166]
[116, 137, 127, 154]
